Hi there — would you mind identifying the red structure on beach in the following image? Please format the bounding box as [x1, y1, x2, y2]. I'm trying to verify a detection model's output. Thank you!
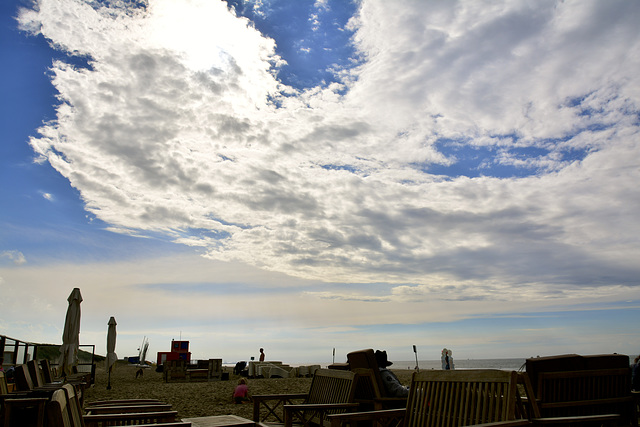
[156, 340, 191, 365]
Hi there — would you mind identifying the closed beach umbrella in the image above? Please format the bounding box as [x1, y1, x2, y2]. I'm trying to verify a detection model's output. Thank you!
[106, 316, 117, 389]
[59, 288, 83, 376]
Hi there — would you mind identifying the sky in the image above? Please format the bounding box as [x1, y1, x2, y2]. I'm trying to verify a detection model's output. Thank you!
[1, 0, 639, 366]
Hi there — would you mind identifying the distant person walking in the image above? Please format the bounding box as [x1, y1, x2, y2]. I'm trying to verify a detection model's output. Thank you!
[441, 348, 455, 370]
[259, 348, 265, 362]
[632, 355, 640, 391]
[441, 348, 449, 370]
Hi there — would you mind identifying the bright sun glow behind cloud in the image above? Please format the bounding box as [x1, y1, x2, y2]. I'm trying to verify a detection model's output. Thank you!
[146, 0, 278, 74]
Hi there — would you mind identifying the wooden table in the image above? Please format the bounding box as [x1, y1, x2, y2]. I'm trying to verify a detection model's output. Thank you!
[183, 414, 255, 427]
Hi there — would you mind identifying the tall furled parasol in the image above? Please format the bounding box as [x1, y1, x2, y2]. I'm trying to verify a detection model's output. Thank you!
[106, 316, 117, 389]
[59, 288, 83, 376]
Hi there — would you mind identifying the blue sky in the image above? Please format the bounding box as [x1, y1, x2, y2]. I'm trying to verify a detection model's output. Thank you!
[1, 0, 639, 365]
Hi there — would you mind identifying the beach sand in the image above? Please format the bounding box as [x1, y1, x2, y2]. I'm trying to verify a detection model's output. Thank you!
[84, 363, 414, 420]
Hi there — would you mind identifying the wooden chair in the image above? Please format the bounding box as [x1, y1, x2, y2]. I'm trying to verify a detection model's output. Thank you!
[2, 396, 48, 427]
[41, 358, 94, 388]
[1, 371, 48, 427]
[328, 369, 531, 427]
[346, 349, 407, 410]
[252, 368, 359, 426]
[522, 365, 637, 426]
[14, 363, 36, 392]
[0, 371, 11, 395]
[47, 385, 189, 427]
[20, 360, 89, 407]
[41, 359, 57, 383]
[28, 359, 47, 388]
[163, 360, 188, 382]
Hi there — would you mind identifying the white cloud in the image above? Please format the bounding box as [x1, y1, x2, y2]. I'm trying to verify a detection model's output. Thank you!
[2, 254, 638, 361]
[15, 0, 640, 304]
[0, 250, 27, 266]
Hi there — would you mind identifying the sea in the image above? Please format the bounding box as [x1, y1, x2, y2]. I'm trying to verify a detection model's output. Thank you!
[272, 358, 528, 371]
[391, 358, 527, 371]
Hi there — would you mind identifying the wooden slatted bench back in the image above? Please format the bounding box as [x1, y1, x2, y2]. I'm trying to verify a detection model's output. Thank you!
[252, 368, 357, 426]
[536, 367, 634, 421]
[307, 369, 356, 405]
[27, 359, 46, 388]
[404, 369, 521, 427]
[48, 388, 74, 427]
[300, 368, 358, 424]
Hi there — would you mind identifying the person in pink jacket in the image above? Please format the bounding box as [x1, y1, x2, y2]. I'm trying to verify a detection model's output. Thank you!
[233, 378, 251, 404]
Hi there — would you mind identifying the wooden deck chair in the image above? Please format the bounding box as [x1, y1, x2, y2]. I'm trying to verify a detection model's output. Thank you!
[14, 364, 36, 392]
[47, 387, 188, 427]
[253, 368, 359, 426]
[18, 362, 67, 391]
[14, 362, 83, 407]
[28, 359, 47, 388]
[520, 366, 637, 426]
[40, 359, 62, 384]
[29, 359, 66, 390]
[1, 371, 48, 427]
[0, 371, 11, 395]
[348, 368, 382, 412]
[60, 384, 85, 427]
[346, 349, 407, 410]
[329, 369, 531, 427]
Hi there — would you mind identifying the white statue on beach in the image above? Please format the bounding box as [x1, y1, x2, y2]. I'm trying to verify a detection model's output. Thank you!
[441, 348, 455, 370]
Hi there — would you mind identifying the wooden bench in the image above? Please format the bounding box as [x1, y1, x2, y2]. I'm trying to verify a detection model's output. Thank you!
[186, 369, 209, 381]
[329, 369, 531, 427]
[252, 368, 359, 426]
[346, 349, 407, 411]
[46, 384, 189, 427]
[528, 367, 637, 426]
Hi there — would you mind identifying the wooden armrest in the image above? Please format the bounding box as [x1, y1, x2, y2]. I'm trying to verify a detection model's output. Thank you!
[252, 393, 308, 400]
[129, 423, 191, 427]
[1, 397, 49, 405]
[0, 392, 32, 400]
[531, 413, 621, 425]
[472, 421, 531, 427]
[541, 396, 632, 409]
[328, 408, 406, 427]
[284, 403, 360, 427]
[252, 393, 309, 422]
[86, 399, 163, 407]
[86, 403, 172, 414]
[83, 410, 178, 427]
[373, 397, 406, 402]
[284, 402, 359, 411]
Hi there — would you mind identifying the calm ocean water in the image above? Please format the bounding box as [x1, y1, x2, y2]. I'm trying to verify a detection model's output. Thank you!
[271, 358, 528, 371]
[225, 358, 527, 371]
[392, 358, 527, 371]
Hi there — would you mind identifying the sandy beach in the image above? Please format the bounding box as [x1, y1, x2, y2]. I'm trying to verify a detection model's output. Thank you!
[84, 362, 414, 420]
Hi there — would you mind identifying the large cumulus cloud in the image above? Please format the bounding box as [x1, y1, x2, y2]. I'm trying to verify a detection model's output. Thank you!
[17, 0, 640, 296]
